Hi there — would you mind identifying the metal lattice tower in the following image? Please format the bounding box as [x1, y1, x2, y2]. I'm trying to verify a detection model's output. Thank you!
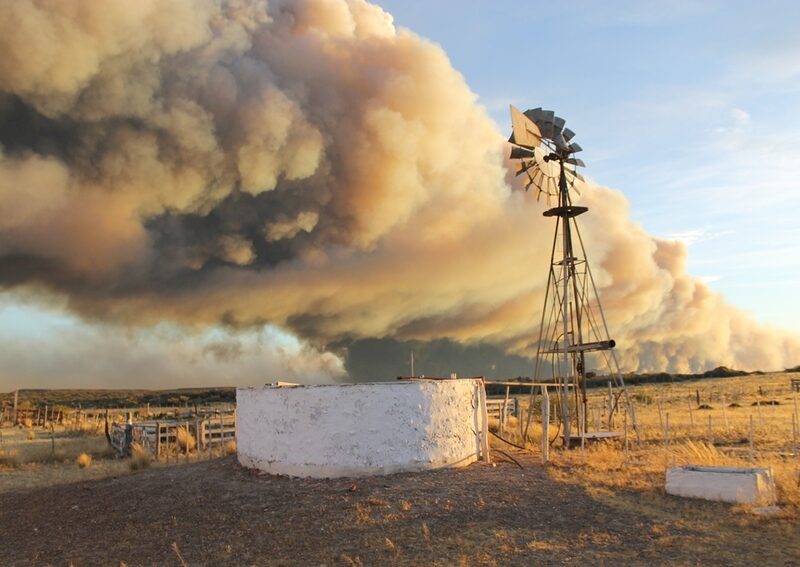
[508, 105, 637, 447]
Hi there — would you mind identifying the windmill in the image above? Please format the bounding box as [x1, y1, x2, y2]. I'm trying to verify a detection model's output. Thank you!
[508, 105, 637, 447]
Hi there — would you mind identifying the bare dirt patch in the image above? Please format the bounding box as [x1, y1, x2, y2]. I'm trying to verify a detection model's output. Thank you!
[2, 451, 798, 566]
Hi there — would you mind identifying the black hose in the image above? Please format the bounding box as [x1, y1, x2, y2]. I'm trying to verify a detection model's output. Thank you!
[491, 448, 524, 470]
[488, 429, 532, 453]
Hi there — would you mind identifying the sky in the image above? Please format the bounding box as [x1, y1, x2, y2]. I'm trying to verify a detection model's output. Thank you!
[1, 0, 799, 390]
[373, 0, 800, 332]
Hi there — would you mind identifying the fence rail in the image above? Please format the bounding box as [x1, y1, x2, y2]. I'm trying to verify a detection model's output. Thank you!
[485, 397, 517, 419]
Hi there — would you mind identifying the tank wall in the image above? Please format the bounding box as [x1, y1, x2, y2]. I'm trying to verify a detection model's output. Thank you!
[237, 379, 485, 478]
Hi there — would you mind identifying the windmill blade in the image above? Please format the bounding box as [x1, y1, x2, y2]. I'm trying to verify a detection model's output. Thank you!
[525, 108, 555, 139]
[566, 157, 586, 167]
[510, 146, 536, 160]
[509, 105, 542, 149]
[553, 132, 569, 151]
[552, 116, 565, 139]
[562, 127, 576, 142]
[568, 142, 583, 154]
[525, 107, 543, 121]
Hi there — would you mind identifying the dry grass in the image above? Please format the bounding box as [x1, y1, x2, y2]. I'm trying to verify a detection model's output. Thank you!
[66, 420, 103, 436]
[175, 426, 196, 452]
[0, 449, 19, 469]
[223, 440, 237, 455]
[76, 453, 92, 469]
[495, 372, 800, 515]
[129, 442, 151, 471]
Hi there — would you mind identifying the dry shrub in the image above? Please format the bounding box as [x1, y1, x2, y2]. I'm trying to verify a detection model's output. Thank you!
[76, 452, 92, 469]
[21, 418, 33, 428]
[26, 430, 36, 440]
[129, 442, 151, 471]
[223, 440, 237, 455]
[175, 426, 196, 452]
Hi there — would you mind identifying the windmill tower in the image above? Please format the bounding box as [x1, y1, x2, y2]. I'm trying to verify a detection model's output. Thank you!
[508, 105, 636, 447]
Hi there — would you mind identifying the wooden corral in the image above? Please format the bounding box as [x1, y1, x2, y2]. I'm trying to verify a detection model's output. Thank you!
[110, 411, 236, 457]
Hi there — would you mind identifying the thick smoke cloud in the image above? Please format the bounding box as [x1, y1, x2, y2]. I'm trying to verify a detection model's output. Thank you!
[1, 0, 798, 379]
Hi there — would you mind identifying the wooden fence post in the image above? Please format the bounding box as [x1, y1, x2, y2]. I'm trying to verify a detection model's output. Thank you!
[687, 401, 694, 429]
[12, 390, 18, 426]
[478, 382, 490, 464]
[155, 422, 161, 460]
[623, 404, 629, 459]
[749, 415, 755, 462]
[501, 386, 510, 434]
[721, 394, 729, 428]
[195, 419, 201, 456]
[218, 413, 224, 457]
[541, 387, 550, 465]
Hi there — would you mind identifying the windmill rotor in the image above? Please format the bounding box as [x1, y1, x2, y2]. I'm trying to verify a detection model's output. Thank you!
[508, 105, 585, 204]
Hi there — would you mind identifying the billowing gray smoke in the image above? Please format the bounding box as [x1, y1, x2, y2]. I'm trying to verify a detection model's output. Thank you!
[1, 0, 798, 379]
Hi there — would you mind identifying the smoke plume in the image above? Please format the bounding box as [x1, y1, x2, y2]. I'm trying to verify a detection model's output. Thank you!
[1, 0, 798, 380]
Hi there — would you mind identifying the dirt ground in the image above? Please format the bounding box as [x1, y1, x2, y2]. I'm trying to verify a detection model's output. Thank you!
[2, 450, 799, 567]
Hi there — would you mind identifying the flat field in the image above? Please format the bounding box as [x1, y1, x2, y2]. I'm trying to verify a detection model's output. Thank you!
[0, 372, 798, 566]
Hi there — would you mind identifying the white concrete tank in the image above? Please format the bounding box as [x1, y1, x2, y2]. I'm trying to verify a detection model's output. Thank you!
[237, 379, 487, 478]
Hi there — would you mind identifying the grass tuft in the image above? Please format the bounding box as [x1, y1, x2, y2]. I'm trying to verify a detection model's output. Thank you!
[175, 426, 196, 452]
[76, 452, 92, 469]
[224, 440, 237, 455]
[129, 442, 151, 471]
